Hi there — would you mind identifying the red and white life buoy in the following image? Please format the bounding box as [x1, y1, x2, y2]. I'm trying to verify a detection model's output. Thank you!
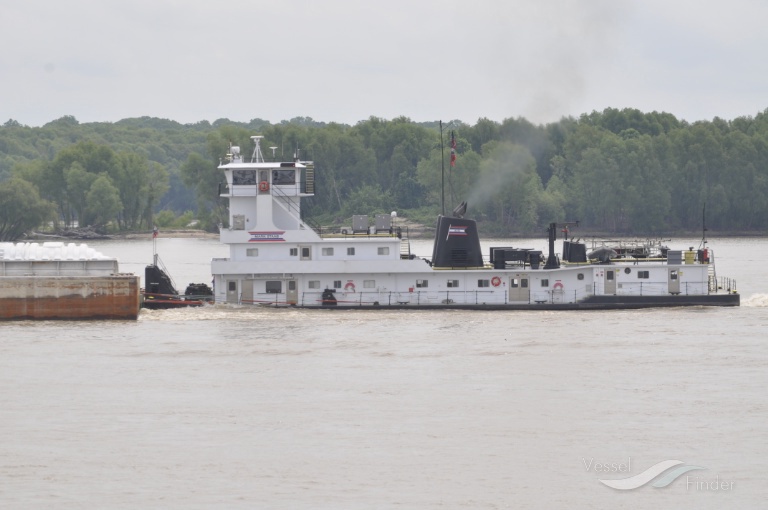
[491, 276, 502, 287]
[259, 181, 269, 192]
[344, 281, 356, 292]
[553, 281, 564, 291]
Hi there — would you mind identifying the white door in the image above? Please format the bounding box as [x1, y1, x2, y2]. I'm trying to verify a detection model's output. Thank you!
[286, 280, 298, 305]
[668, 269, 680, 294]
[509, 274, 530, 302]
[226, 280, 239, 303]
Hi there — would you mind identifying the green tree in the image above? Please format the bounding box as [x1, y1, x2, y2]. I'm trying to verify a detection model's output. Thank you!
[85, 176, 122, 227]
[179, 152, 224, 229]
[0, 179, 55, 241]
[143, 162, 169, 229]
[64, 162, 96, 226]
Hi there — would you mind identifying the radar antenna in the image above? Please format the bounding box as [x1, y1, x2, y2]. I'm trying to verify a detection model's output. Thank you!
[250, 136, 265, 163]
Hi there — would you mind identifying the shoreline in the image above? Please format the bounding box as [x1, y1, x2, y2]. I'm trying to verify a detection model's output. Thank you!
[26, 227, 767, 242]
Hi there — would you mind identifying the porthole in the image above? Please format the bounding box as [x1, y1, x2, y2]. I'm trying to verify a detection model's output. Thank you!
[624, 267, 631, 274]
[577, 273, 584, 280]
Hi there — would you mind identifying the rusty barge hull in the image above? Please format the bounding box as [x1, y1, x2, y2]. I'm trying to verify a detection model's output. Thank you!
[0, 275, 140, 320]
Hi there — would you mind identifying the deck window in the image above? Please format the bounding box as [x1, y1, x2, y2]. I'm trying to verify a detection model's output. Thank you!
[416, 279, 428, 288]
[378, 247, 390, 255]
[541, 279, 549, 287]
[308, 280, 320, 289]
[322, 247, 334, 256]
[364, 280, 375, 288]
[478, 279, 490, 288]
[447, 279, 459, 288]
[290, 248, 298, 256]
[347, 247, 355, 255]
[333, 280, 342, 289]
[638, 270, 650, 279]
[265, 281, 282, 294]
[246, 248, 259, 257]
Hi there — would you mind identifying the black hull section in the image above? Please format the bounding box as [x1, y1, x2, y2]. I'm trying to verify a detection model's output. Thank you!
[294, 293, 740, 310]
[142, 299, 206, 310]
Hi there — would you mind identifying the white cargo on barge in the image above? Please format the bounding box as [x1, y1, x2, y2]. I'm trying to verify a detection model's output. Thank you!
[211, 136, 739, 309]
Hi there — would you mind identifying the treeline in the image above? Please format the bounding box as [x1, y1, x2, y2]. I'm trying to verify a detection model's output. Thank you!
[1, 108, 767, 241]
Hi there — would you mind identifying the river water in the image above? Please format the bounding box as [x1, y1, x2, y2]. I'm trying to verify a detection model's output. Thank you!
[1, 236, 766, 509]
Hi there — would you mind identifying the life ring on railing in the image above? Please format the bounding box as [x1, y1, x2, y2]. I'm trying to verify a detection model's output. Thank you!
[553, 281, 564, 291]
[344, 281, 356, 292]
[491, 276, 502, 287]
[259, 181, 269, 192]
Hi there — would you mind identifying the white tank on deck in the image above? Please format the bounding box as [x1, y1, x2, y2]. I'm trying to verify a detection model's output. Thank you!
[0, 242, 112, 261]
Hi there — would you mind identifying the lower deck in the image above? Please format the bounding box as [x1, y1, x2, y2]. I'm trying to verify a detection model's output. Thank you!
[211, 262, 737, 309]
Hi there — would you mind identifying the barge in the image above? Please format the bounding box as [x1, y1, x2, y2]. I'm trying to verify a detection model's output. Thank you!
[0, 242, 140, 320]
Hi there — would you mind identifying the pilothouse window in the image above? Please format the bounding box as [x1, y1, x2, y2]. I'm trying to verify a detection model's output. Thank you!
[272, 169, 295, 185]
[232, 170, 257, 185]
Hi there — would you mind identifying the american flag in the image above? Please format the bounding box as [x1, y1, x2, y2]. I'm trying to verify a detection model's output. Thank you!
[450, 131, 457, 167]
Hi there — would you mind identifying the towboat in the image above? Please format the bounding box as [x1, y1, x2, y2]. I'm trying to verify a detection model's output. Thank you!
[210, 136, 739, 309]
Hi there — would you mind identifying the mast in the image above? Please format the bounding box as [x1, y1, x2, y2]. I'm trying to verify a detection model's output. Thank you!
[699, 203, 708, 249]
[439, 121, 445, 216]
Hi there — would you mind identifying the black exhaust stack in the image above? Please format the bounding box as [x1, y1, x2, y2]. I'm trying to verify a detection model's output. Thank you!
[431, 207, 484, 268]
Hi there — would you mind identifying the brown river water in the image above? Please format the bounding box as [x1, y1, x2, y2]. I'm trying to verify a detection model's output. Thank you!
[1, 237, 766, 509]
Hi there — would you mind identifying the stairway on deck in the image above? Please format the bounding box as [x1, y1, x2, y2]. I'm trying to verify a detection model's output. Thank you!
[400, 236, 411, 259]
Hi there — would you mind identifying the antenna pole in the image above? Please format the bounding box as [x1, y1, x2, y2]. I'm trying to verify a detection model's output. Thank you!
[439, 121, 445, 216]
[152, 225, 158, 266]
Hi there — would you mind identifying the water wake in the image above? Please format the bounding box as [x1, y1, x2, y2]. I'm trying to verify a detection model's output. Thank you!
[743, 294, 768, 307]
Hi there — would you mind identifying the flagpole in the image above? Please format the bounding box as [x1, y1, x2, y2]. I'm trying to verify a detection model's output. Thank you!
[439, 121, 445, 216]
[152, 226, 158, 266]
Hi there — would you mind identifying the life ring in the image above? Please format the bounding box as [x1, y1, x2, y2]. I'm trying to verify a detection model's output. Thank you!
[344, 281, 356, 292]
[553, 281, 564, 290]
[259, 181, 269, 192]
[491, 276, 502, 287]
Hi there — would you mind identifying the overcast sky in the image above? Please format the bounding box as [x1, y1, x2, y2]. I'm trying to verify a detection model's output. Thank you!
[2, 0, 766, 127]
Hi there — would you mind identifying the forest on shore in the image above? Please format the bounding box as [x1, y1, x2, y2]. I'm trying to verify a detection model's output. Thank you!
[1, 107, 767, 242]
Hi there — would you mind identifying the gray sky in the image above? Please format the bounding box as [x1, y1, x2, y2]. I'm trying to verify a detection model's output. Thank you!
[2, 0, 766, 127]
